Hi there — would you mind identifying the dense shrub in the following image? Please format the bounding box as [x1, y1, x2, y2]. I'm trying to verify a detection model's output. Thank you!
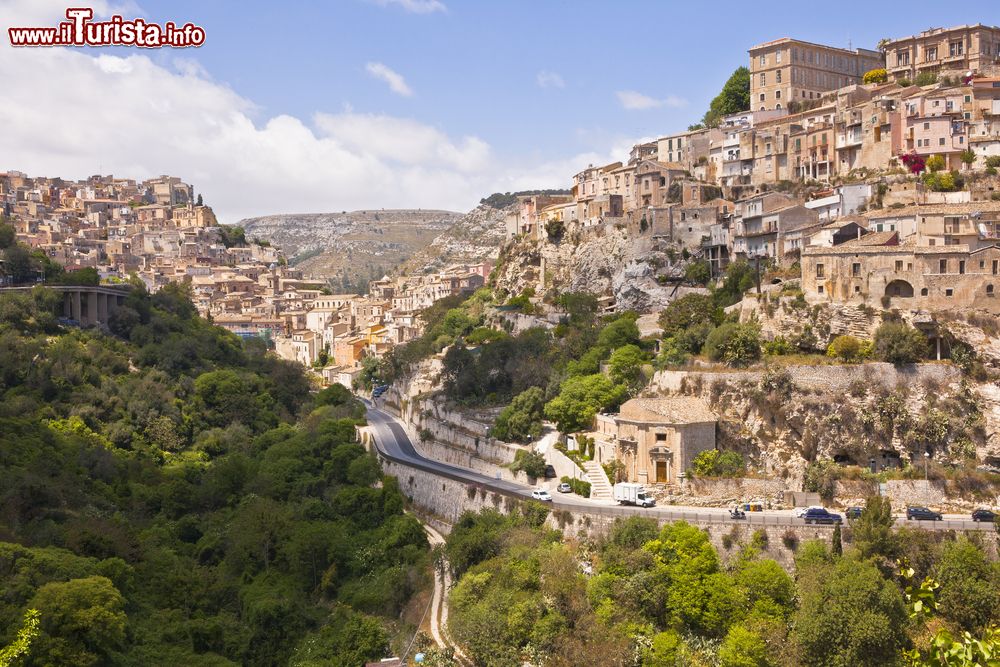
[705, 322, 761, 366]
[873, 322, 929, 365]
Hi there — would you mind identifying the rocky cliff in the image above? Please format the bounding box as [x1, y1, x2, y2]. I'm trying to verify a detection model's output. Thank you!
[399, 204, 511, 275]
[492, 222, 707, 311]
[239, 209, 461, 287]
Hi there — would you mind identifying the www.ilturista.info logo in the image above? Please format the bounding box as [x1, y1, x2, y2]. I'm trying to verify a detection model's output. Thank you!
[8, 8, 205, 48]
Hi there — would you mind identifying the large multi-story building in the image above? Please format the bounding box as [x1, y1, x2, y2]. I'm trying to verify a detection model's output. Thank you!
[749, 38, 883, 112]
[884, 24, 1000, 83]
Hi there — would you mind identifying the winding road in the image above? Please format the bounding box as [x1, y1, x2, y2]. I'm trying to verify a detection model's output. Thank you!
[364, 402, 995, 533]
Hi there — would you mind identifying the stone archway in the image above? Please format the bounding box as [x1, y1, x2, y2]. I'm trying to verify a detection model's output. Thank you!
[885, 279, 914, 298]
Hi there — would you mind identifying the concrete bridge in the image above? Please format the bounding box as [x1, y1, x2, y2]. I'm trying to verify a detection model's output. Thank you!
[0, 285, 130, 327]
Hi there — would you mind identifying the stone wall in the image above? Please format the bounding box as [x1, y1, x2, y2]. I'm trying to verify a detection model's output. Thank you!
[651, 362, 961, 397]
[653, 477, 790, 508]
[374, 449, 826, 570]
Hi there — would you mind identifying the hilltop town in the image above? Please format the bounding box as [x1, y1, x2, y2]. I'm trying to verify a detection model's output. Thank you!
[5, 23, 1000, 491]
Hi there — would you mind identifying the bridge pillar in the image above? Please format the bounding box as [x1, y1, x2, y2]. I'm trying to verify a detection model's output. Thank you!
[71, 290, 82, 322]
[97, 293, 108, 324]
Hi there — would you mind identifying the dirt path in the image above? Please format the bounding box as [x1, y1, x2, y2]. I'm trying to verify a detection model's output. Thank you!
[421, 521, 471, 665]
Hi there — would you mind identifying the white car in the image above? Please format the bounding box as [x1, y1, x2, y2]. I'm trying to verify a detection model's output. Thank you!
[795, 505, 825, 518]
[531, 489, 553, 502]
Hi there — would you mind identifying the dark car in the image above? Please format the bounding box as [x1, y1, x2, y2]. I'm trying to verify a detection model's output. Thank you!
[845, 507, 864, 520]
[803, 508, 843, 525]
[906, 506, 943, 521]
[544, 465, 557, 479]
[972, 508, 997, 522]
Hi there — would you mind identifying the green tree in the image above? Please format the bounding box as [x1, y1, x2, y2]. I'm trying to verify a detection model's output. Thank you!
[658, 293, 721, 337]
[0, 609, 40, 667]
[597, 314, 641, 350]
[852, 496, 897, 561]
[544, 373, 628, 433]
[873, 322, 929, 365]
[290, 605, 388, 666]
[29, 576, 127, 666]
[794, 557, 908, 666]
[926, 154, 946, 173]
[719, 624, 771, 667]
[959, 149, 977, 169]
[705, 323, 761, 366]
[934, 538, 999, 633]
[2, 245, 34, 283]
[510, 449, 547, 479]
[703, 66, 751, 127]
[608, 344, 646, 392]
[492, 386, 546, 443]
[685, 260, 712, 286]
[0, 223, 15, 250]
[691, 449, 745, 477]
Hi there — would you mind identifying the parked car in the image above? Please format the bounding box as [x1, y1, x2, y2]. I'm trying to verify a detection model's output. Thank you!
[544, 465, 557, 479]
[557, 482, 572, 494]
[531, 489, 552, 502]
[794, 506, 825, 519]
[906, 506, 942, 521]
[971, 508, 996, 522]
[803, 508, 843, 525]
[845, 507, 864, 520]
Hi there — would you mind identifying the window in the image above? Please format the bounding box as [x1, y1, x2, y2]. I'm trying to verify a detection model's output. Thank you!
[760, 54, 766, 67]
[816, 263, 825, 278]
[965, 95, 971, 103]
[944, 217, 960, 233]
[993, 260, 998, 275]
[959, 260, 966, 274]
[896, 50, 910, 66]
[760, 73, 766, 86]
[818, 285, 825, 294]
[776, 69, 782, 83]
[760, 93, 765, 102]
[945, 288, 954, 297]
[989, 284, 995, 296]
[907, 263, 913, 271]
[939, 137, 946, 146]
[852, 262, 861, 276]
[776, 51, 783, 63]
[939, 259, 947, 273]
[921, 287, 929, 296]
[981, 261, 986, 269]
[895, 260, 904, 271]
[949, 40, 963, 57]
[924, 122, 930, 130]
[926, 46, 938, 61]
[854, 285, 861, 294]
[776, 90, 781, 99]
[655, 433, 667, 442]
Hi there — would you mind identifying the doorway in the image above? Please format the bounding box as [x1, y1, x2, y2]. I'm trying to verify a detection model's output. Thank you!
[655, 460, 668, 483]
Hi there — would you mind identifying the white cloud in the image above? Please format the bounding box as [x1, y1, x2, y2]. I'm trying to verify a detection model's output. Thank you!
[616, 90, 687, 110]
[0, 0, 635, 224]
[365, 61, 414, 97]
[536, 70, 565, 89]
[369, 0, 446, 14]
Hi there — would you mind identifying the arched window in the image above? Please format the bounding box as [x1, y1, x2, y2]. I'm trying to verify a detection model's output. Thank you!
[988, 284, 995, 296]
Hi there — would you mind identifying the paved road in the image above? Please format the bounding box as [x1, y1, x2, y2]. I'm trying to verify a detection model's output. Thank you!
[365, 402, 993, 533]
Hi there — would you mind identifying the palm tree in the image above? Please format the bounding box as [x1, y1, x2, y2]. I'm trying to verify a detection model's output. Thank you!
[876, 38, 891, 53]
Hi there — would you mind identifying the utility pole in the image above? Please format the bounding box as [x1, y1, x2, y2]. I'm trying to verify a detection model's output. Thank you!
[754, 252, 762, 294]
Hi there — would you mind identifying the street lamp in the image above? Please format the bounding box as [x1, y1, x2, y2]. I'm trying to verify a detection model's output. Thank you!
[924, 451, 930, 481]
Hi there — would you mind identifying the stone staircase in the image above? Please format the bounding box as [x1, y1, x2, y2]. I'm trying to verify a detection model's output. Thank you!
[582, 460, 614, 500]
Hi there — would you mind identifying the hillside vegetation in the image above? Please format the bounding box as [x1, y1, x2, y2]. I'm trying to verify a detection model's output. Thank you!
[0, 283, 428, 666]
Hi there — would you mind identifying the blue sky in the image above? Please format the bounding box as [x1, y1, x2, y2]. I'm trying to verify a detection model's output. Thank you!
[1, 0, 998, 220]
[135, 0, 998, 160]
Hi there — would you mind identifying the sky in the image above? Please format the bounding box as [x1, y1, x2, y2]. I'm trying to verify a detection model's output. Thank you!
[0, 0, 997, 222]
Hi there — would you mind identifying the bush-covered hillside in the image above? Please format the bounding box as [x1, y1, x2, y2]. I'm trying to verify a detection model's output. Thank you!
[0, 283, 428, 666]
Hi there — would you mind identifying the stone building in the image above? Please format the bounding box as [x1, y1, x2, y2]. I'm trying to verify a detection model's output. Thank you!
[595, 397, 717, 486]
[884, 24, 1000, 83]
[801, 232, 1000, 312]
[749, 37, 882, 112]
